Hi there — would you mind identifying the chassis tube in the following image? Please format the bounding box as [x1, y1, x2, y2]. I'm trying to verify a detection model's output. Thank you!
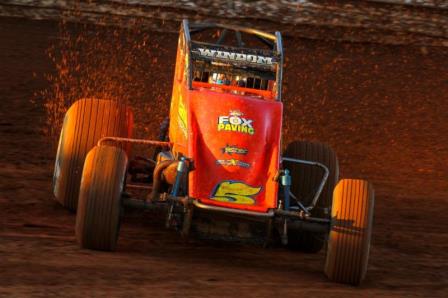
[274, 209, 330, 224]
[192, 200, 275, 217]
[281, 157, 329, 211]
[97, 137, 171, 147]
[275, 31, 283, 101]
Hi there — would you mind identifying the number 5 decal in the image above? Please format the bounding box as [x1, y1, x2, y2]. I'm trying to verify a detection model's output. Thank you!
[211, 181, 262, 205]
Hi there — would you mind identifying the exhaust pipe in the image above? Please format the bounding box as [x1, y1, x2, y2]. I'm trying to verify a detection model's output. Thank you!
[149, 160, 176, 201]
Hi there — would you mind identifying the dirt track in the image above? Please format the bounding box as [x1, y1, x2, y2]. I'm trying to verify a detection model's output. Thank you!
[0, 17, 447, 297]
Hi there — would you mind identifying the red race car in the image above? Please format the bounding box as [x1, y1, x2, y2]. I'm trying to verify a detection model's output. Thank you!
[53, 20, 374, 285]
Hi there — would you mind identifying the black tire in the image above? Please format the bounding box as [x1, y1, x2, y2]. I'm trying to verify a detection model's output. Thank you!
[283, 141, 339, 253]
[325, 179, 374, 285]
[53, 99, 133, 211]
[75, 145, 128, 251]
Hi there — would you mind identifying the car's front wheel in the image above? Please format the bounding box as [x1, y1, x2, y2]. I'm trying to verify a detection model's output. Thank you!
[324, 179, 374, 285]
[75, 145, 128, 251]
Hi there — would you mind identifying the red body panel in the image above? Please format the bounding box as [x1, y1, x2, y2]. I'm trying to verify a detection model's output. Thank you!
[171, 85, 282, 212]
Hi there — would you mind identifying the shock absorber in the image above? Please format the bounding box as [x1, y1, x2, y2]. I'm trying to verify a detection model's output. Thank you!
[171, 157, 187, 197]
[166, 157, 188, 229]
[281, 169, 292, 210]
[280, 169, 291, 245]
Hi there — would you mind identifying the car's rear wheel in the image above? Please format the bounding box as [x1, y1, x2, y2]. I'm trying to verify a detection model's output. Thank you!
[325, 179, 374, 285]
[75, 145, 128, 251]
[283, 141, 339, 253]
[53, 99, 133, 211]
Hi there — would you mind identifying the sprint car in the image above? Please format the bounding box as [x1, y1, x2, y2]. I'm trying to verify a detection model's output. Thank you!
[53, 20, 374, 285]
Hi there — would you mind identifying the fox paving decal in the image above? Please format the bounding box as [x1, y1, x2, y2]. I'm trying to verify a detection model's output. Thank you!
[210, 181, 262, 205]
[217, 110, 254, 135]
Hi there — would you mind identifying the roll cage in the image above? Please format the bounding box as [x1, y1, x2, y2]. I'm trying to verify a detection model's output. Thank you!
[180, 20, 284, 101]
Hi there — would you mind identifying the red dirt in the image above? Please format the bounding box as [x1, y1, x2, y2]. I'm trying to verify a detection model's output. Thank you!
[0, 17, 447, 297]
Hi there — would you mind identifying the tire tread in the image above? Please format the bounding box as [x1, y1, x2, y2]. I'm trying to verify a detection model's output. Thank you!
[75, 145, 127, 251]
[283, 141, 339, 253]
[325, 179, 374, 285]
[53, 99, 132, 211]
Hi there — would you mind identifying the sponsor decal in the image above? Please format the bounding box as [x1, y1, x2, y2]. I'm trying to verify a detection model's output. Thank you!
[178, 95, 187, 137]
[211, 181, 262, 205]
[216, 159, 250, 168]
[221, 144, 248, 155]
[195, 48, 274, 65]
[217, 110, 254, 135]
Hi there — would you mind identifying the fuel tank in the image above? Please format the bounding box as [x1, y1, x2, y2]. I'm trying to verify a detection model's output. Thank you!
[184, 88, 283, 213]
